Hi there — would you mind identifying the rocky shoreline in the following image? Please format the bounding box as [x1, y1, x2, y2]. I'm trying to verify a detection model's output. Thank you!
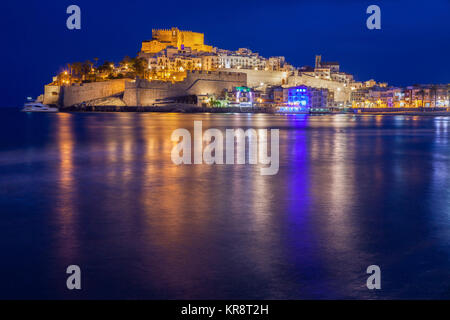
[60, 104, 276, 113]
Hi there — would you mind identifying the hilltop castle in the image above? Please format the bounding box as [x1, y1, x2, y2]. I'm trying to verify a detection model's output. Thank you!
[141, 27, 213, 54]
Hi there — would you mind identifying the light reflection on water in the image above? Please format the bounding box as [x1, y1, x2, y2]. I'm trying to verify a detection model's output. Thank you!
[1, 110, 450, 299]
[54, 113, 78, 275]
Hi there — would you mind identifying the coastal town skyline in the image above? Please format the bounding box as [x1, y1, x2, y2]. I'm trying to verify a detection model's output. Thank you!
[1, 0, 449, 107]
[38, 25, 449, 112]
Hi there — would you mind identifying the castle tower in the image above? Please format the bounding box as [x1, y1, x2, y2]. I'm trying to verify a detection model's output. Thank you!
[315, 55, 322, 68]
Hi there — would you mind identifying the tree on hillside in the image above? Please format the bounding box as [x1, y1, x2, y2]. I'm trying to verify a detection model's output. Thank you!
[130, 57, 148, 78]
[81, 61, 93, 75]
[97, 61, 115, 74]
[120, 56, 132, 68]
[81, 60, 94, 81]
[71, 62, 84, 76]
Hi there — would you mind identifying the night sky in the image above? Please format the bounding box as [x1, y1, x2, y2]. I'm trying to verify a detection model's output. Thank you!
[1, 0, 449, 107]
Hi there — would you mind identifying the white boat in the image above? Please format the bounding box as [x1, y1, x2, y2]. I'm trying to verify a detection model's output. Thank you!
[21, 101, 58, 113]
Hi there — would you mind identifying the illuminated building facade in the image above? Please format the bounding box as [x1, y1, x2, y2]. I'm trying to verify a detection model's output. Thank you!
[277, 85, 329, 112]
[217, 48, 291, 71]
[233, 86, 254, 107]
[351, 84, 450, 108]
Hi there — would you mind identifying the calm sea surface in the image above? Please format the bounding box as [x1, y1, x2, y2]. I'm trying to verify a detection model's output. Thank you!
[1, 108, 450, 299]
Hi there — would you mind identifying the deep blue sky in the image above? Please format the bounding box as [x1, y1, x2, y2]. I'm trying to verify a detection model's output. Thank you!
[1, 0, 449, 107]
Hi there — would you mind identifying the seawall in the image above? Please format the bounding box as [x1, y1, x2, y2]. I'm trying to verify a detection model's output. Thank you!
[61, 79, 129, 107]
[123, 71, 247, 106]
[44, 79, 131, 107]
[61, 104, 274, 113]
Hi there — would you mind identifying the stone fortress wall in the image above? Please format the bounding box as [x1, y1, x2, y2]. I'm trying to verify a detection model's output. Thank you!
[61, 79, 129, 107]
[43, 85, 61, 105]
[225, 68, 288, 87]
[44, 71, 246, 107]
[44, 79, 130, 107]
[123, 70, 246, 106]
[287, 74, 352, 102]
[43, 69, 354, 107]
